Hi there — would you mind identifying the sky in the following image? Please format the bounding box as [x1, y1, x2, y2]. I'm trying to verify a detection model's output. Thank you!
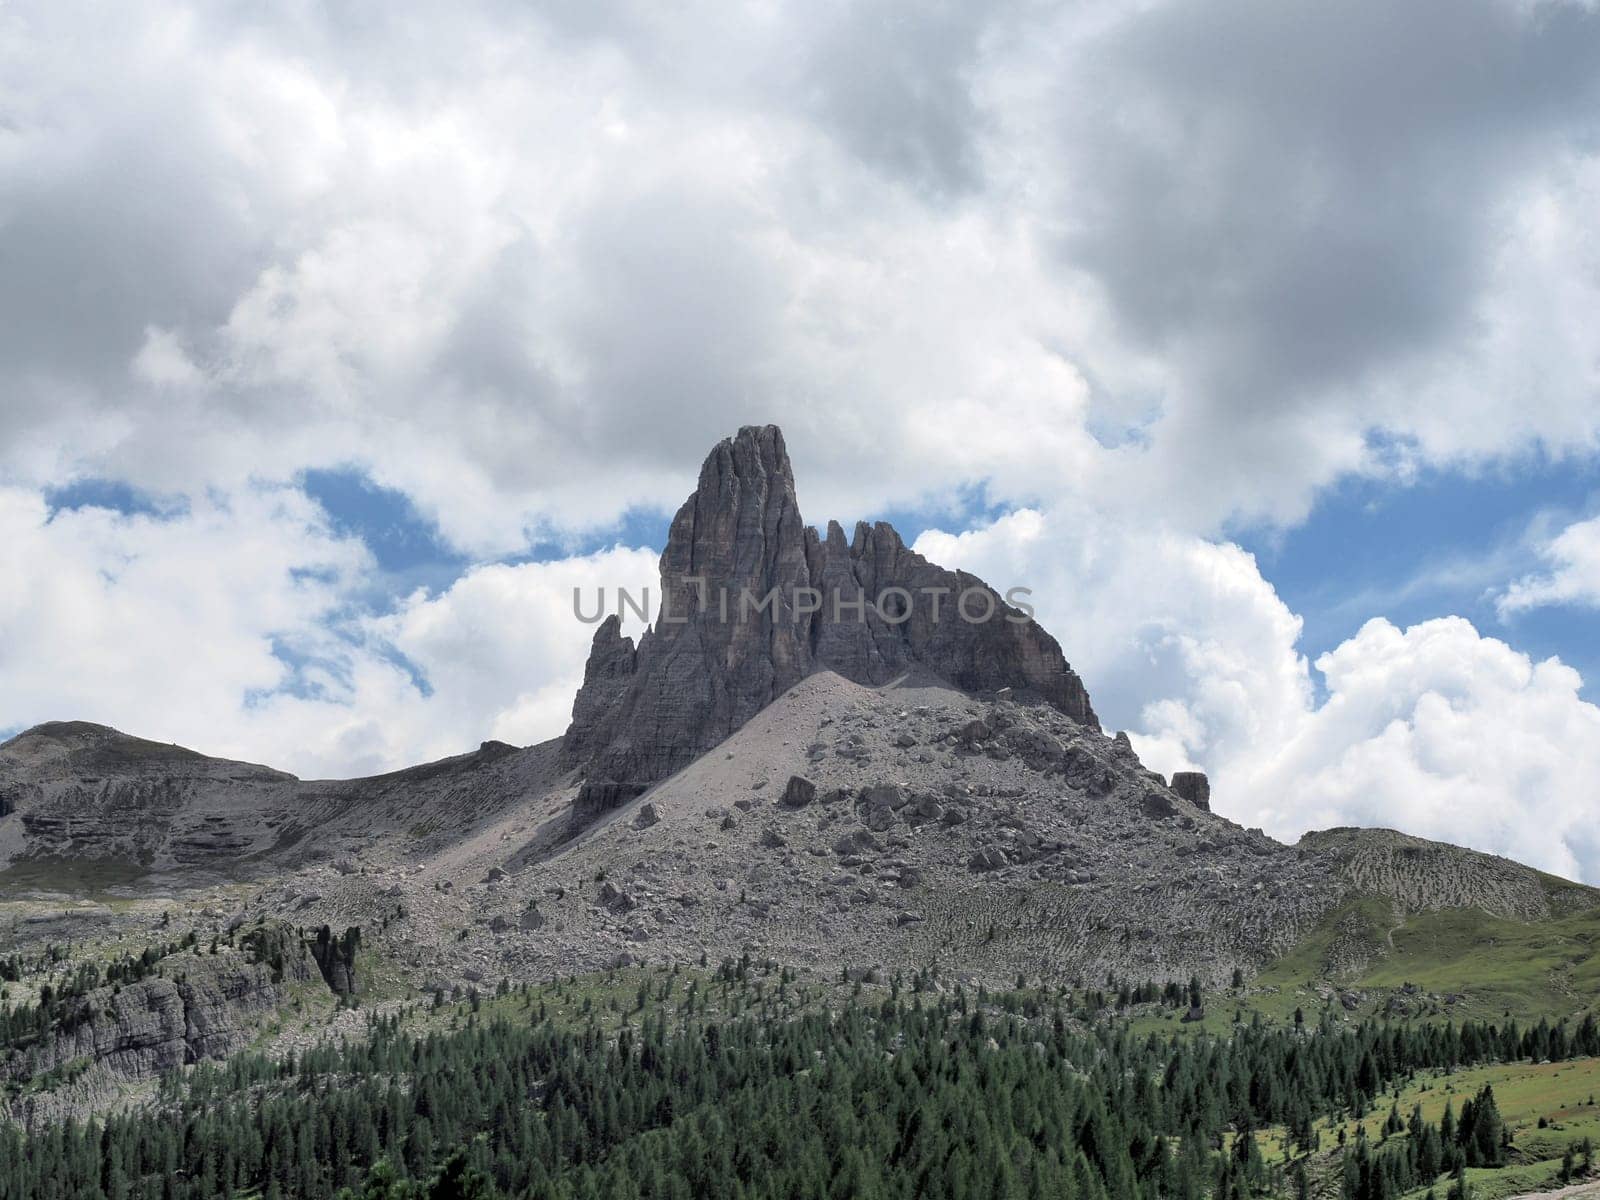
[2, 0, 1599, 882]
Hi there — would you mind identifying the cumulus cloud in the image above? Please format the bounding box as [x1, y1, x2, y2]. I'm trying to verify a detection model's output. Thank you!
[1022, 0, 1600, 527]
[0, 482, 656, 777]
[365, 549, 658, 755]
[1229, 616, 1600, 883]
[1499, 514, 1600, 613]
[918, 514, 1600, 883]
[3, 0, 1597, 545]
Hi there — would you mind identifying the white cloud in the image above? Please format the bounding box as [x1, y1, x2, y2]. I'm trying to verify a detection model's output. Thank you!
[1498, 513, 1600, 614]
[1, 0, 1597, 550]
[367, 548, 658, 752]
[130, 327, 204, 388]
[1230, 617, 1600, 885]
[915, 509, 1314, 778]
[0, 483, 657, 778]
[917, 513, 1600, 884]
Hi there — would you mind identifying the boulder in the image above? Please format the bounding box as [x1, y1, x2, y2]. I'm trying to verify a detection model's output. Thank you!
[858, 784, 905, 831]
[779, 775, 817, 808]
[956, 718, 991, 744]
[968, 846, 1010, 872]
[833, 830, 883, 856]
[1141, 790, 1178, 819]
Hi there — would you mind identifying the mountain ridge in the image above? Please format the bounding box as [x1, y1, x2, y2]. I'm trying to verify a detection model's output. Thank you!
[1, 423, 1595, 1033]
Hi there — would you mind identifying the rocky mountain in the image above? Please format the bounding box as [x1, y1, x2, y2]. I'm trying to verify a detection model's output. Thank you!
[2, 423, 1597, 1081]
[0, 721, 565, 878]
[562, 425, 1096, 824]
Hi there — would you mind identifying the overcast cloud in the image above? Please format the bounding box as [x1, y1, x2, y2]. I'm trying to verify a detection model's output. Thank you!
[2, 0, 1599, 878]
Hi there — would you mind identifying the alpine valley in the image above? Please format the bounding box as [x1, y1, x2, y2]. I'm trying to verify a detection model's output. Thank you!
[3, 428, 1598, 1200]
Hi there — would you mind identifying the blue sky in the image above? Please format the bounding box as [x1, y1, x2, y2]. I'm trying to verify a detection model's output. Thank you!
[1236, 459, 1600, 701]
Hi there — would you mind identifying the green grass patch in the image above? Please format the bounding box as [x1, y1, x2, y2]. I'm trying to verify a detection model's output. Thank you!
[1253, 1057, 1600, 1199]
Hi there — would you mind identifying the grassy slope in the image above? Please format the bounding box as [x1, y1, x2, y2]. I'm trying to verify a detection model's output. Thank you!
[1119, 890, 1600, 1041]
[1226, 885, 1600, 1200]
[1294, 898, 1595, 1018]
[1254, 1057, 1600, 1200]
[1243, 894, 1600, 1029]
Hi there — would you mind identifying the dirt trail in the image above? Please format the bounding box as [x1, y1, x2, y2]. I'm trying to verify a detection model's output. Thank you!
[1506, 1179, 1600, 1200]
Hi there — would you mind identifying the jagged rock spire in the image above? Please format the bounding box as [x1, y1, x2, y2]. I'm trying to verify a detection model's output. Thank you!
[562, 425, 1097, 823]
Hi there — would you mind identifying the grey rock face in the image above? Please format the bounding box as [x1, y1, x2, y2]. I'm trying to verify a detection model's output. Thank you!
[1171, 771, 1211, 812]
[564, 425, 1098, 822]
[306, 925, 361, 996]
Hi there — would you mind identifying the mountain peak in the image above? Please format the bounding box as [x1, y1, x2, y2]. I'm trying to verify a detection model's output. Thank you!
[2, 720, 204, 761]
[563, 424, 1098, 824]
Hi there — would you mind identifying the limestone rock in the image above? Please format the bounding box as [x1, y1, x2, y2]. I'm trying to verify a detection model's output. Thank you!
[834, 830, 882, 856]
[0, 922, 333, 1092]
[562, 426, 1099, 826]
[969, 846, 1010, 872]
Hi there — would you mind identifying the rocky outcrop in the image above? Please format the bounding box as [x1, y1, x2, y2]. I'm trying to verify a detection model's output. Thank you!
[0, 722, 567, 876]
[0, 922, 325, 1096]
[306, 925, 361, 996]
[1298, 827, 1599, 921]
[779, 775, 816, 808]
[1170, 772, 1211, 812]
[564, 425, 1098, 821]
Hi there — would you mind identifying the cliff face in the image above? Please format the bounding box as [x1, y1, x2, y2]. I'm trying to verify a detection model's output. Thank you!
[307, 925, 361, 996]
[1, 921, 360, 1123]
[563, 425, 1098, 820]
[2, 925, 311, 1092]
[0, 722, 293, 868]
